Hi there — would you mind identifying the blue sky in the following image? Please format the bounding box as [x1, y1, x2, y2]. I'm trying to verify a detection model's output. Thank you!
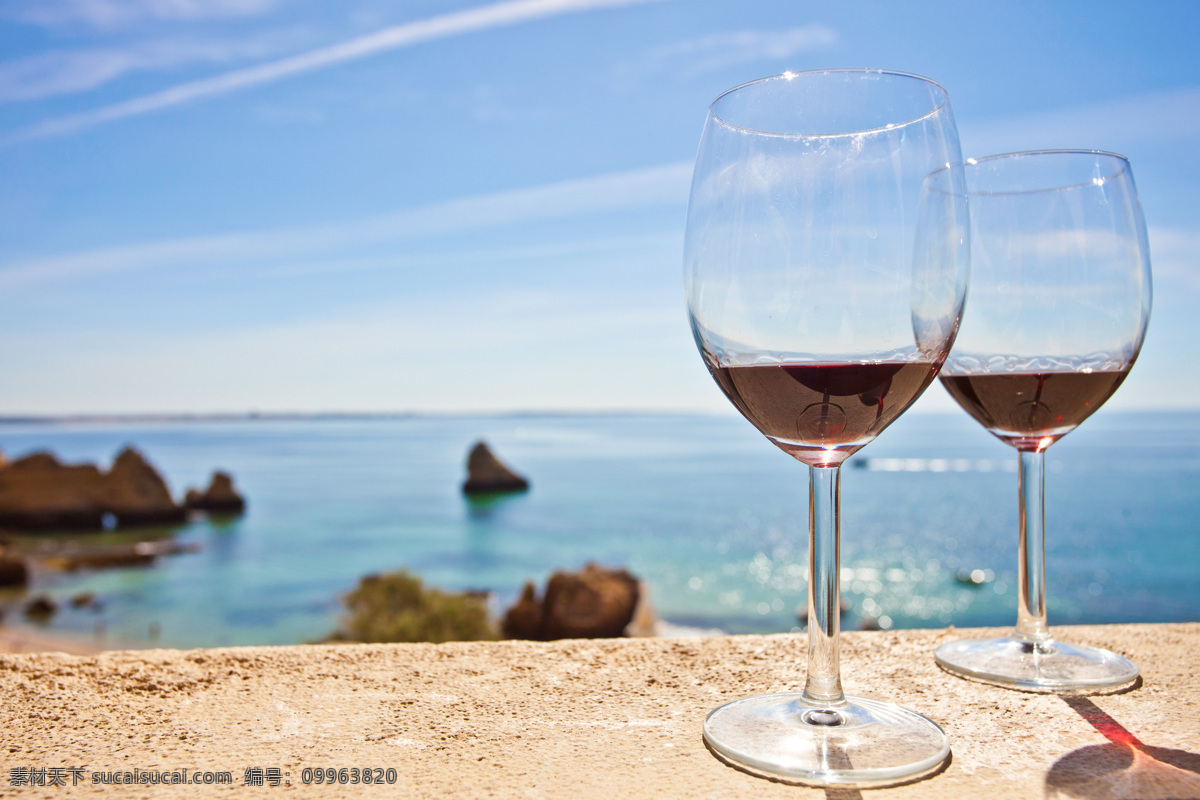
[0, 0, 1196, 414]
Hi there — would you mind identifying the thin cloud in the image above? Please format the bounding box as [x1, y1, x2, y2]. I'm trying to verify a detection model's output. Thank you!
[255, 230, 682, 280]
[645, 24, 838, 77]
[0, 37, 291, 103]
[960, 85, 1200, 157]
[0, 161, 692, 289]
[7, 0, 282, 29]
[1148, 227, 1200, 292]
[4, 0, 665, 143]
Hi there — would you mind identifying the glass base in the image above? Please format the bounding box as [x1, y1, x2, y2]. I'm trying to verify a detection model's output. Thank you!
[702, 692, 950, 787]
[935, 635, 1139, 693]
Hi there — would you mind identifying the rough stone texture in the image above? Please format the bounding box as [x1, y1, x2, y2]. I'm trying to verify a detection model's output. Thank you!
[0, 624, 1197, 798]
[462, 441, 530, 494]
[183, 471, 246, 514]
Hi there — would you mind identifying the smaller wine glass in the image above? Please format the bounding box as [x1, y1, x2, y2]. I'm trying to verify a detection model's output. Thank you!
[933, 150, 1152, 692]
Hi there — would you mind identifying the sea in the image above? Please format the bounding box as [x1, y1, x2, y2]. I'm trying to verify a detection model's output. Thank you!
[0, 409, 1196, 650]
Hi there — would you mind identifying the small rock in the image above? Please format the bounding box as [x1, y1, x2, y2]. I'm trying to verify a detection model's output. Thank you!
[184, 471, 246, 513]
[501, 582, 544, 640]
[462, 441, 529, 495]
[0, 547, 28, 587]
[69, 591, 98, 609]
[23, 595, 58, 620]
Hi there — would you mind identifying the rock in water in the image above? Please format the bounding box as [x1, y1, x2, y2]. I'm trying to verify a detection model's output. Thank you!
[0, 546, 28, 587]
[184, 471, 247, 513]
[0, 447, 185, 531]
[23, 595, 57, 620]
[462, 441, 530, 495]
[501, 563, 643, 640]
[70, 591, 98, 609]
[0, 452, 109, 530]
[103, 447, 187, 526]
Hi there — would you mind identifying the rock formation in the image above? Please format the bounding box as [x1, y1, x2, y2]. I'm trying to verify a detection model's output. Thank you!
[103, 448, 187, 526]
[184, 471, 247, 513]
[502, 563, 645, 640]
[502, 583, 544, 639]
[0, 453, 108, 530]
[0, 545, 28, 587]
[39, 540, 199, 571]
[0, 447, 186, 531]
[462, 441, 529, 495]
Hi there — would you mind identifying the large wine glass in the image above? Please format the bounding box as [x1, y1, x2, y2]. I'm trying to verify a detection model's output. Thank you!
[933, 150, 1152, 692]
[684, 69, 968, 786]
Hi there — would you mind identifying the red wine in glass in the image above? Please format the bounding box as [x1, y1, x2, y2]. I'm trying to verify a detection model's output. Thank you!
[684, 69, 968, 786]
[711, 360, 940, 464]
[941, 368, 1130, 451]
[932, 149, 1152, 693]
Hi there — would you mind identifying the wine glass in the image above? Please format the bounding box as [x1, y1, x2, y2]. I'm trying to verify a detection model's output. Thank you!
[933, 150, 1152, 692]
[683, 69, 968, 786]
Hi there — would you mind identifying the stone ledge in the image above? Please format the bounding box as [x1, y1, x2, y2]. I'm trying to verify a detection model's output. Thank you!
[0, 623, 1197, 797]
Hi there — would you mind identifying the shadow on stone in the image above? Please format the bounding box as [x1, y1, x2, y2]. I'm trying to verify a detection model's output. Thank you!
[1046, 696, 1200, 799]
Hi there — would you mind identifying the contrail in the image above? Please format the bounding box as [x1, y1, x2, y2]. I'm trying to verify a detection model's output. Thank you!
[5, 0, 663, 143]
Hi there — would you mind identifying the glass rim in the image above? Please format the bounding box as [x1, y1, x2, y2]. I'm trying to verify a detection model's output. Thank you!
[928, 149, 1132, 196]
[708, 68, 951, 139]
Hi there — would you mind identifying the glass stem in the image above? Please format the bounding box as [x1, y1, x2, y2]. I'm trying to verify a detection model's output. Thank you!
[1015, 449, 1050, 642]
[803, 464, 846, 707]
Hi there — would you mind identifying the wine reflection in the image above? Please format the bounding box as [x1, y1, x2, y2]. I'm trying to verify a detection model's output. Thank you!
[1045, 696, 1200, 799]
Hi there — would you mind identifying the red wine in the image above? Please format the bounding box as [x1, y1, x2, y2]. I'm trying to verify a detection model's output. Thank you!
[940, 370, 1129, 451]
[709, 361, 940, 466]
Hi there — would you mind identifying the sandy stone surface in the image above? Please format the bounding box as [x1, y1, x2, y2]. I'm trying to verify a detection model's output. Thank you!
[0, 623, 1197, 798]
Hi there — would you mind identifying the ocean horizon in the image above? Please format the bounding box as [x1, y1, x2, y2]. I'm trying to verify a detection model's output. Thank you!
[0, 407, 1196, 650]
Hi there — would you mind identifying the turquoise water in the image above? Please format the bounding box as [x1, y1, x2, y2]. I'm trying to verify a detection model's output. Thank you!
[0, 410, 1197, 649]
